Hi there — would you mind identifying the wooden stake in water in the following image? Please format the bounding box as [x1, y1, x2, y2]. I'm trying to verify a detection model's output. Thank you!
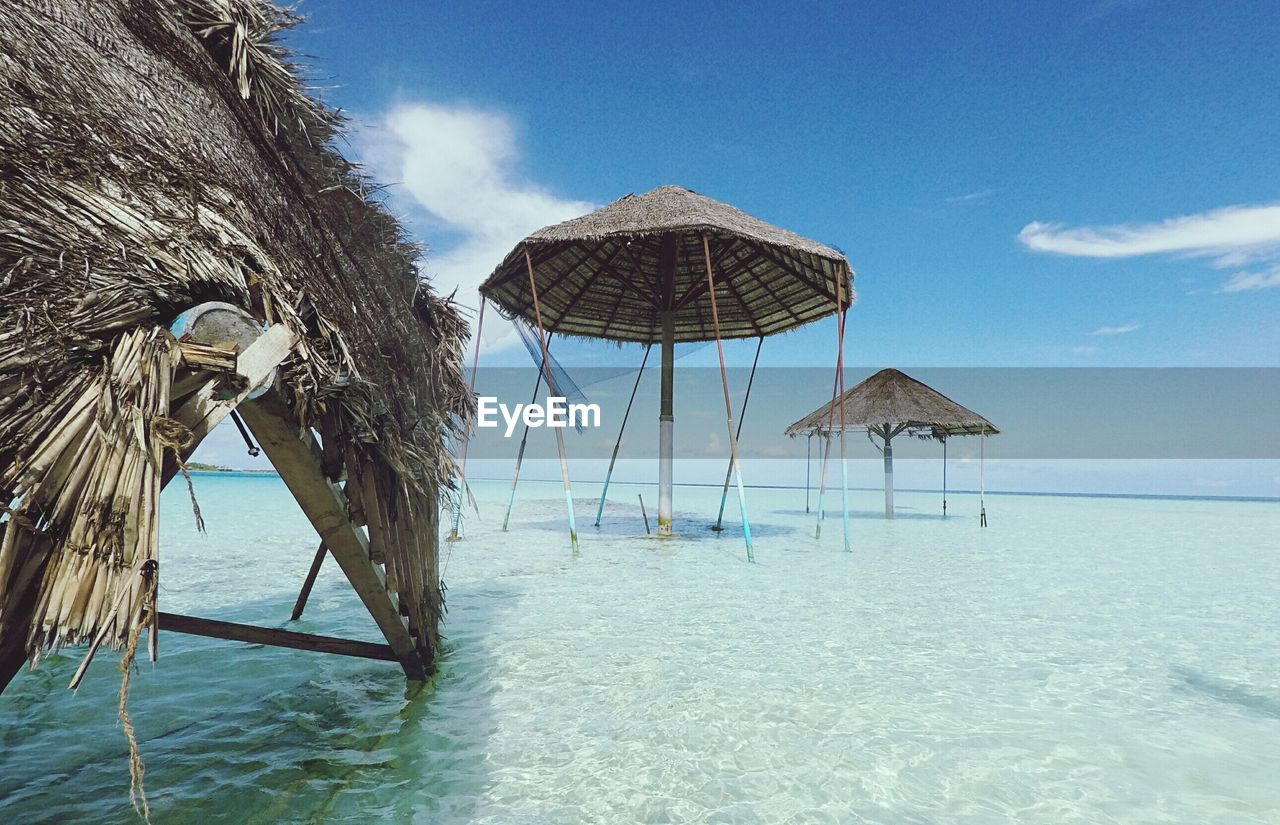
[595, 343, 651, 527]
[702, 235, 753, 562]
[942, 436, 948, 518]
[450, 299, 486, 541]
[980, 428, 988, 528]
[713, 336, 763, 531]
[638, 494, 651, 535]
[525, 250, 579, 552]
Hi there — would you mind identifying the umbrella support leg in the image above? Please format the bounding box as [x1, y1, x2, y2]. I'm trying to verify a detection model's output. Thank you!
[980, 430, 987, 527]
[702, 236, 753, 562]
[834, 294, 849, 552]
[805, 435, 812, 513]
[596, 344, 651, 527]
[714, 336, 763, 531]
[816, 433, 832, 537]
[502, 353, 549, 532]
[524, 251, 578, 552]
[449, 299, 486, 541]
[942, 438, 947, 518]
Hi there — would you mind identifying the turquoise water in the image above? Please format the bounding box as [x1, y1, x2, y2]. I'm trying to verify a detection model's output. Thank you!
[2, 473, 1278, 823]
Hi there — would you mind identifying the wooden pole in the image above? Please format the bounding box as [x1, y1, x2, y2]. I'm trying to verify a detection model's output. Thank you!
[657, 234, 677, 535]
[713, 336, 763, 531]
[450, 299, 486, 541]
[153, 611, 398, 662]
[815, 276, 845, 541]
[702, 235, 753, 561]
[237, 389, 428, 680]
[638, 494, 651, 535]
[835, 305, 850, 551]
[289, 541, 328, 621]
[980, 428, 987, 527]
[805, 434, 812, 513]
[883, 423, 894, 519]
[502, 336, 550, 532]
[524, 250, 578, 552]
[942, 437, 948, 518]
[595, 344, 652, 527]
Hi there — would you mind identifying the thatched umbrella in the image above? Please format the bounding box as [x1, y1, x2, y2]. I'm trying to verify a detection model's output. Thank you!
[480, 185, 853, 554]
[786, 369, 998, 520]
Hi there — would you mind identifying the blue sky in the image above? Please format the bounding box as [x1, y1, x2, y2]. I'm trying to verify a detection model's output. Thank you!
[287, 0, 1280, 369]
[186, 1, 1280, 496]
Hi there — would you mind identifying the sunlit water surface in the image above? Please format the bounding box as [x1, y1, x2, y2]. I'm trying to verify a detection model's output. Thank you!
[1, 474, 1278, 823]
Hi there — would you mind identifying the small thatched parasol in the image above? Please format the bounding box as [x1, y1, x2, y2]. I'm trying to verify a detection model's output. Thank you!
[786, 369, 998, 520]
[479, 185, 853, 555]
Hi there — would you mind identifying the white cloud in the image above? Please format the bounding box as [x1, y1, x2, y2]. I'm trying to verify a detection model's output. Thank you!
[1089, 322, 1141, 336]
[360, 102, 595, 351]
[1018, 203, 1280, 261]
[1218, 265, 1280, 293]
[946, 188, 1000, 204]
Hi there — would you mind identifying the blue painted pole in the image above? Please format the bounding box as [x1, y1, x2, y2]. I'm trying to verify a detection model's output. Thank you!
[701, 236, 752, 562]
[714, 336, 763, 531]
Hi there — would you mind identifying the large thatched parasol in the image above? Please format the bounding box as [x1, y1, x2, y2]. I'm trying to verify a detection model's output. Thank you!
[786, 369, 998, 520]
[480, 185, 853, 553]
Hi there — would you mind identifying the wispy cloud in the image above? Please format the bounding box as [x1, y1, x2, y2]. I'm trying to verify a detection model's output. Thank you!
[359, 101, 594, 350]
[1018, 204, 1280, 260]
[1218, 265, 1280, 293]
[946, 188, 1000, 204]
[1089, 322, 1141, 336]
[1018, 202, 1280, 295]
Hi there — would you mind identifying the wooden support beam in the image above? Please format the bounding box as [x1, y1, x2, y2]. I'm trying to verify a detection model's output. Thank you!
[235, 388, 429, 681]
[290, 542, 329, 621]
[152, 612, 397, 663]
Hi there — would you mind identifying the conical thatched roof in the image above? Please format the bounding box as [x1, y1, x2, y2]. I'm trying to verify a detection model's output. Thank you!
[786, 369, 998, 438]
[481, 185, 854, 343]
[1, 0, 470, 676]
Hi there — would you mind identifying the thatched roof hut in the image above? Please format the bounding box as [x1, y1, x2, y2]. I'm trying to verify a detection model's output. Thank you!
[0, 0, 471, 692]
[786, 369, 997, 520]
[785, 369, 998, 439]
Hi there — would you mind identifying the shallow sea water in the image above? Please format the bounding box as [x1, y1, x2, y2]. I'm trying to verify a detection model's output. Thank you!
[1, 473, 1278, 823]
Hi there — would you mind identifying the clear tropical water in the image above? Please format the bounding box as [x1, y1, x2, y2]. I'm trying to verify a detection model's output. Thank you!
[1, 473, 1278, 824]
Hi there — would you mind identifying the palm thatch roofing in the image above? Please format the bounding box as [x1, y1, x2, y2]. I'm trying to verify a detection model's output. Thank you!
[786, 369, 999, 439]
[1, 0, 471, 676]
[480, 185, 854, 343]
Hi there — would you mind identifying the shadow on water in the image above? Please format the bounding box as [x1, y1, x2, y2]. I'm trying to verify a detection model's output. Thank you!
[770, 507, 953, 521]
[495, 495, 799, 541]
[0, 581, 518, 824]
[1171, 665, 1280, 721]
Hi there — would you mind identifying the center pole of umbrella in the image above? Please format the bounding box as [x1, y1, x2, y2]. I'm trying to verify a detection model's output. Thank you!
[657, 234, 677, 536]
[702, 234, 753, 562]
